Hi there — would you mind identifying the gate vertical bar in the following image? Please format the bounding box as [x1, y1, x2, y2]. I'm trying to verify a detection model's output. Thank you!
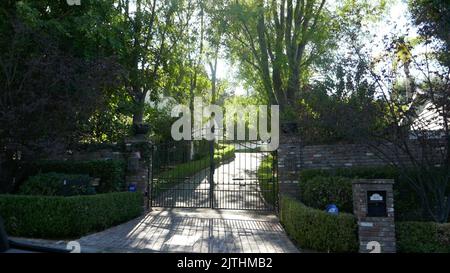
[209, 139, 215, 208]
[147, 145, 154, 211]
[273, 150, 279, 213]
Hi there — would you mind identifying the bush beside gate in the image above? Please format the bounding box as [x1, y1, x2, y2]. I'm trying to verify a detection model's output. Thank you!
[0, 192, 143, 239]
[280, 196, 359, 253]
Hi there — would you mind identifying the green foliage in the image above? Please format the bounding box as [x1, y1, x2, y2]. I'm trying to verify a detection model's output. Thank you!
[298, 57, 388, 145]
[299, 176, 353, 213]
[19, 172, 95, 197]
[223, 0, 337, 108]
[0, 0, 126, 146]
[280, 196, 359, 253]
[144, 104, 177, 143]
[31, 160, 126, 193]
[408, 0, 450, 66]
[159, 144, 234, 180]
[223, 96, 265, 138]
[214, 144, 236, 164]
[396, 221, 450, 253]
[280, 197, 450, 253]
[299, 166, 399, 182]
[299, 166, 424, 221]
[257, 154, 277, 206]
[152, 145, 235, 194]
[0, 192, 143, 239]
[192, 140, 211, 160]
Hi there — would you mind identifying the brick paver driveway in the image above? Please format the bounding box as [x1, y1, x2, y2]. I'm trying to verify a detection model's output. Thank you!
[76, 208, 299, 253]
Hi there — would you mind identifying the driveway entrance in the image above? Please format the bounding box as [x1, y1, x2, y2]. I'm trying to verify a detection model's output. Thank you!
[77, 208, 299, 253]
[71, 141, 297, 253]
[150, 141, 277, 211]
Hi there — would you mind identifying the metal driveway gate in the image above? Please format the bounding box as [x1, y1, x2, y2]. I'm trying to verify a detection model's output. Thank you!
[150, 140, 277, 211]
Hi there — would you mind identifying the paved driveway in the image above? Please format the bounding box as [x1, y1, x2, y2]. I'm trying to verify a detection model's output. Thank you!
[76, 208, 299, 253]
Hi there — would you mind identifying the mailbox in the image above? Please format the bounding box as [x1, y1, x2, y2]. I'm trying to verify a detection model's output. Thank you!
[367, 191, 387, 217]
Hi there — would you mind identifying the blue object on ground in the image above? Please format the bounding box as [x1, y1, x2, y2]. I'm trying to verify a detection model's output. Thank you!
[128, 184, 137, 192]
[325, 204, 339, 215]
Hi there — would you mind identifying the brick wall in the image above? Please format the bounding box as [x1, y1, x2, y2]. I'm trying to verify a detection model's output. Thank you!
[46, 139, 152, 199]
[47, 145, 125, 161]
[301, 143, 404, 169]
[276, 133, 441, 197]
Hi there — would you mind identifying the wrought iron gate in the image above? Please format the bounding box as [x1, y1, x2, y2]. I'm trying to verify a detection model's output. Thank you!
[150, 140, 277, 211]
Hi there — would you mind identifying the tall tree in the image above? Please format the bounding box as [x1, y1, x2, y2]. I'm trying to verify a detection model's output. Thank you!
[0, 0, 123, 149]
[409, 0, 450, 67]
[114, 0, 177, 127]
[222, 0, 331, 113]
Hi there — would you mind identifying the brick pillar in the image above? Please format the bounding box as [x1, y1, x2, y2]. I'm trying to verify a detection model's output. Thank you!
[352, 179, 396, 253]
[125, 136, 152, 209]
[277, 131, 302, 198]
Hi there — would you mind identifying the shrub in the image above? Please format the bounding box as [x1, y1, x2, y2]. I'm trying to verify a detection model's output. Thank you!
[31, 160, 126, 193]
[257, 154, 277, 206]
[155, 144, 235, 183]
[299, 176, 353, 213]
[280, 196, 358, 252]
[396, 221, 450, 253]
[19, 172, 95, 196]
[151, 145, 236, 198]
[0, 192, 143, 239]
[214, 144, 236, 163]
[299, 166, 399, 182]
[298, 166, 424, 221]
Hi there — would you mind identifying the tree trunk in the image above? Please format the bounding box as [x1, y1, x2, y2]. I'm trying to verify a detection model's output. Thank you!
[132, 97, 145, 126]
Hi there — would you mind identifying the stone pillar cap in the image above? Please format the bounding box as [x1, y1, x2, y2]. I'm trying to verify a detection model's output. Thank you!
[352, 179, 394, 185]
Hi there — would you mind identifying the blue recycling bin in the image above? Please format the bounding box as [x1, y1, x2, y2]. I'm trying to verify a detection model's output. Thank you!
[325, 204, 339, 215]
[128, 184, 137, 192]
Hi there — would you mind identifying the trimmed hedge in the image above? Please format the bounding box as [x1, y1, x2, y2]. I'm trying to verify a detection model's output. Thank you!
[299, 176, 353, 213]
[0, 192, 143, 239]
[298, 166, 424, 221]
[19, 172, 95, 196]
[153, 144, 235, 193]
[299, 166, 399, 182]
[396, 221, 450, 253]
[31, 160, 126, 193]
[257, 154, 277, 205]
[280, 196, 358, 253]
[280, 196, 450, 253]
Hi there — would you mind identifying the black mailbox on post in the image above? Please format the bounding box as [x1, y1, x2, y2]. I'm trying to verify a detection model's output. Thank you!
[367, 191, 387, 217]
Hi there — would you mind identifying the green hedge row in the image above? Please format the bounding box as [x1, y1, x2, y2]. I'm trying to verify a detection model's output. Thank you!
[299, 166, 399, 182]
[152, 145, 235, 194]
[280, 196, 450, 253]
[299, 176, 353, 213]
[298, 166, 425, 220]
[396, 221, 450, 253]
[0, 192, 143, 239]
[257, 154, 277, 206]
[31, 160, 126, 193]
[19, 172, 95, 196]
[280, 196, 359, 253]
[155, 144, 235, 180]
